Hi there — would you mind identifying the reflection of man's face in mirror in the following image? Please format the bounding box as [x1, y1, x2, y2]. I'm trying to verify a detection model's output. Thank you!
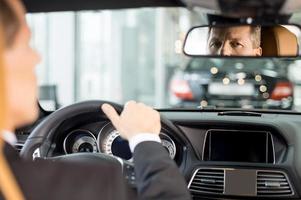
[207, 26, 262, 56]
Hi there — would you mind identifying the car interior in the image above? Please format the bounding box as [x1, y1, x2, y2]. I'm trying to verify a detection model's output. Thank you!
[15, 0, 301, 199]
[261, 26, 299, 56]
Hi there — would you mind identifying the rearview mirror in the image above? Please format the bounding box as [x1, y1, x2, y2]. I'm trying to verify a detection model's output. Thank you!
[183, 24, 301, 57]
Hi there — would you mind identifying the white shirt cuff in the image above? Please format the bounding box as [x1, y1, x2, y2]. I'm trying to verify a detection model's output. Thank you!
[129, 133, 161, 153]
[1, 130, 17, 146]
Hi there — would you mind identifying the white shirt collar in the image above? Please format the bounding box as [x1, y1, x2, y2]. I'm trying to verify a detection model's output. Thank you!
[1, 130, 17, 146]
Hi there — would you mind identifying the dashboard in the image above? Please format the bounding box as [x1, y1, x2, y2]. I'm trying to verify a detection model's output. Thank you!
[17, 108, 301, 200]
[161, 111, 301, 200]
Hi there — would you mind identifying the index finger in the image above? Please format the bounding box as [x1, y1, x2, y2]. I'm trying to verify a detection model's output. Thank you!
[101, 104, 121, 130]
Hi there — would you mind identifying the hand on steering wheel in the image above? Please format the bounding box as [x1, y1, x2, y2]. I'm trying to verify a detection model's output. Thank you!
[101, 101, 161, 141]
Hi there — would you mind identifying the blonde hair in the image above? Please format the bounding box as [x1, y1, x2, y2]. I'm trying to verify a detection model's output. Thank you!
[0, 17, 25, 200]
[0, 0, 21, 47]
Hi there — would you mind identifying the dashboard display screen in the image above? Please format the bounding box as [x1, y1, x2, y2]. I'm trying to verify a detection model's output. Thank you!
[208, 130, 269, 163]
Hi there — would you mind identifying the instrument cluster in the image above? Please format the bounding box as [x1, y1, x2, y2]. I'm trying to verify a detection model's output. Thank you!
[63, 122, 177, 161]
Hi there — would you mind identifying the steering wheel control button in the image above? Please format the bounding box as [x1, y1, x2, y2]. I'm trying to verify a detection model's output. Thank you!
[123, 161, 136, 187]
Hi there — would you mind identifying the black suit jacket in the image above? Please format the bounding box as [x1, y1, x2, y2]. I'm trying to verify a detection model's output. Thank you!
[133, 142, 191, 200]
[0, 142, 191, 200]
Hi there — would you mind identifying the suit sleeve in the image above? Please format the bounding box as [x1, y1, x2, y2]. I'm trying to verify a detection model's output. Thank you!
[133, 141, 191, 200]
[10, 157, 127, 200]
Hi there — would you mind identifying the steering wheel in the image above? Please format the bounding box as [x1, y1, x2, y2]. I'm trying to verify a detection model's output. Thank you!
[20, 101, 125, 164]
[20, 100, 185, 188]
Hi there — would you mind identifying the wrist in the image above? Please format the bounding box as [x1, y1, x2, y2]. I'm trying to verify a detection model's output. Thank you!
[128, 133, 161, 152]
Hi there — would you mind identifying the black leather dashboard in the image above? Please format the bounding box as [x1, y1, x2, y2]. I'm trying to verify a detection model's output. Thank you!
[160, 110, 301, 199]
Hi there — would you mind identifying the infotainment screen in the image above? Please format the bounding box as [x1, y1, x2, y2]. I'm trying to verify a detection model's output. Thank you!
[206, 130, 270, 163]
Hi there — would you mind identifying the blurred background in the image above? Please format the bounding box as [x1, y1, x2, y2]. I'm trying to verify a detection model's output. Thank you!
[26, 8, 301, 111]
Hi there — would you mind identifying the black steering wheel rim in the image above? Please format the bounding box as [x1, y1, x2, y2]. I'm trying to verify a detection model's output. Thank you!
[20, 100, 123, 160]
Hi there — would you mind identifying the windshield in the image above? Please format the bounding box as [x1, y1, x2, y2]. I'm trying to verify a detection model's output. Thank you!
[27, 8, 301, 112]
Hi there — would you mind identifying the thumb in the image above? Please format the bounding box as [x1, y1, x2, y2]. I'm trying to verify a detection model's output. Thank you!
[101, 104, 121, 130]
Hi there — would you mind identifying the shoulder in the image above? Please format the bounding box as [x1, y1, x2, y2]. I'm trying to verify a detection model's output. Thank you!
[6, 152, 126, 200]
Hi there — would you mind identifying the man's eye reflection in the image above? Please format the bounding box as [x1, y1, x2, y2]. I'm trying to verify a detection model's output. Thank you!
[210, 41, 222, 48]
[231, 42, 244, 48]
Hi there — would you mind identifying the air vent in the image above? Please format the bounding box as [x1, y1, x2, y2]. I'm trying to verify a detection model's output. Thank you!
[188, 168, 225, 195]
[14, 142, 24, 153]
[257, 170, 294, 197]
